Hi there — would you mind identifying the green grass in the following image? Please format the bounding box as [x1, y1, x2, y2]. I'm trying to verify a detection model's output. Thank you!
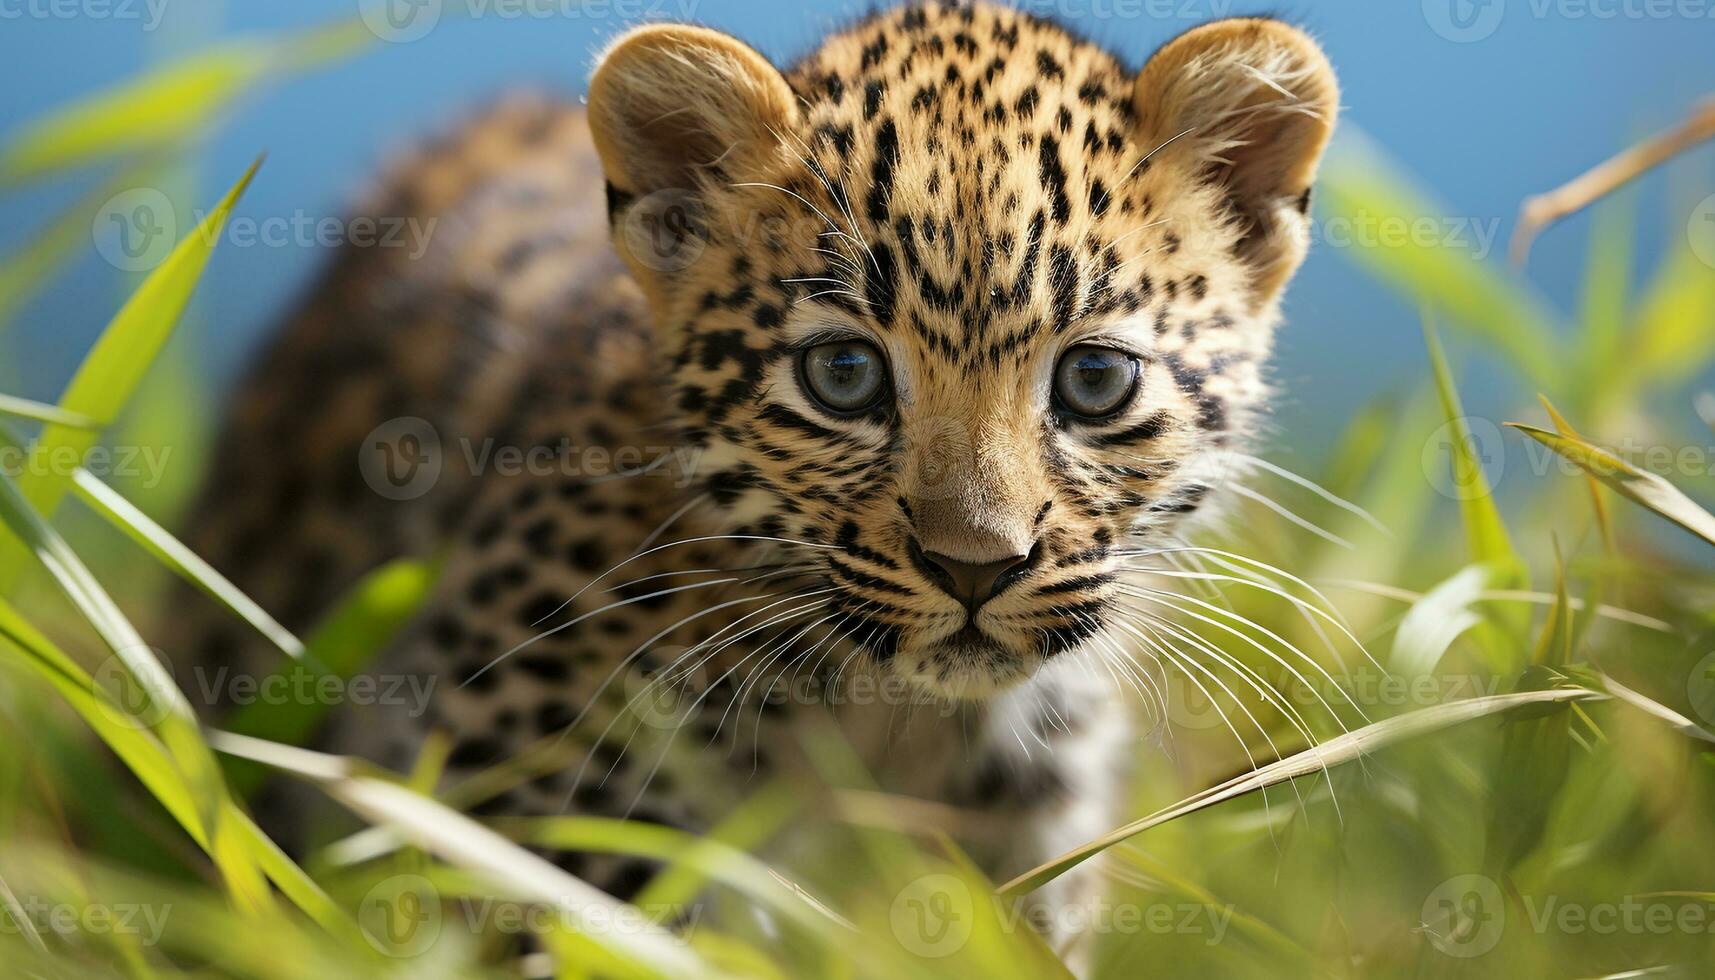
[3, 21, 1715, 979]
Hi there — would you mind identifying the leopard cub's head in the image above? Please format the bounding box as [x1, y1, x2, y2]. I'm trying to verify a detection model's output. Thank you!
[588, 2, 1337, 700]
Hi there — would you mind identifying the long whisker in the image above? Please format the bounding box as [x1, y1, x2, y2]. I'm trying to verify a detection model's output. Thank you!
[1220, 451, 1389, 536]
[635, 493, 711, 554]
[1226, 485, 1354, 550]
[569, 595, 835, 801]
[531, 533, 840, 626]
[1114, 613, 1287, 827]
[1121, 563, 1375, 669]
[1120, 586, 1368, 731]
[462, 576, 744, 689]
[1119, 544, 1365, 641]
[1116, 612, 1312, 830]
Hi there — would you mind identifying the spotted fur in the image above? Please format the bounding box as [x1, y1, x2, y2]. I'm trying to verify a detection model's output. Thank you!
[174, 2, 1336, 964]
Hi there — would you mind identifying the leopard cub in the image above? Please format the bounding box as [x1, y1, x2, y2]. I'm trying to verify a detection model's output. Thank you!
[178, 1, 1337, 961]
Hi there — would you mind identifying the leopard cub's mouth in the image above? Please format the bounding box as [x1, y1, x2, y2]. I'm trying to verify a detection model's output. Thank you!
[893, 612, 1068, 702]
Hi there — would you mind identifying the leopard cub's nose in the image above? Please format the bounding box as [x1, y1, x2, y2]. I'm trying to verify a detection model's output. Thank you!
[911, 540, 1036, 613]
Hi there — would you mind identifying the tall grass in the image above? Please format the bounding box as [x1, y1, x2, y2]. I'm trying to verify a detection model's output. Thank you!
[3, 19, 1714, 979]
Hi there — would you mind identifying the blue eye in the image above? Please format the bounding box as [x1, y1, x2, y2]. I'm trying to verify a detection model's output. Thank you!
[1054, 345, 1140, 419]
[800, 340, 888, 414]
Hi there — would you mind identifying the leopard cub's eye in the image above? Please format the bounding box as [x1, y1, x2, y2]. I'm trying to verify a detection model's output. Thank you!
[1053, 345, 1141, 420]
[799, 340, 888, 415]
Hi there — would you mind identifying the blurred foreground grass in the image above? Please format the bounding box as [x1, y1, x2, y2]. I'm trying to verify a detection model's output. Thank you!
[2, 18, 1715, 979]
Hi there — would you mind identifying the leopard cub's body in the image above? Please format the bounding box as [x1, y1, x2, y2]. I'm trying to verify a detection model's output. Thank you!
[177, 1, 1337, 958]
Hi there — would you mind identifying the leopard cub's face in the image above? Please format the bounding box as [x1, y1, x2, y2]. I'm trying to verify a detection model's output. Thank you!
[590, 3, 1337, 699]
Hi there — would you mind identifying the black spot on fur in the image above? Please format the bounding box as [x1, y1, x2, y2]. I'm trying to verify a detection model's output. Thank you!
[1037, 135, 1071, 225]
[866, 118, 900, 222]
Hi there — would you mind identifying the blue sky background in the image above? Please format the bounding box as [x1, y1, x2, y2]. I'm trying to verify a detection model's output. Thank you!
[1, 0, 1711, 467]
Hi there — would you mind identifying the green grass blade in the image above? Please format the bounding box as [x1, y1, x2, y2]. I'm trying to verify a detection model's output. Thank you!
[223, 559, 436, 795]
[1540, 396, 1617, 553]
[1582, 673, 1715, 745]
[1485, 555, 1578, 873]
[0, 159, 259, 592]
[517, 816, 854, 942]
[0, 601, 202, 833]
[635, 780, 800, 911]
[0, 394, 98, 429]
[0, 604, 365, 948]
[210, 731, 720, 979]
[1508, 422, 1715, 547]
[1424, 318, 1521, 572]
[0, 469, 191, 726]
[0, 169, 155, 333]
[998, 687, 1606, 897]
[0, 45, 268, 183]
[1533, 543, 1576, 669]
[0, 419, 301, 660]
[1624, 246, 1715, 392]
[1573, 191, 1636, 416]
[14, 158, 258, 516]
[1389, 563, 1487, 678]
[229, 813, 370, 949]
[0, 23, 372, 184]
[0, 469, 278, 914]
[74, 468, 305, 658]
[1320, 128, 1563, 388]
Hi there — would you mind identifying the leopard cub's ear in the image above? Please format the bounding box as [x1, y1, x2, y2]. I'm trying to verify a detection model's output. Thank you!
[1134, 19, 1339, 307]
[588, 25, 798, 303]
[588, 24, 798, 201]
